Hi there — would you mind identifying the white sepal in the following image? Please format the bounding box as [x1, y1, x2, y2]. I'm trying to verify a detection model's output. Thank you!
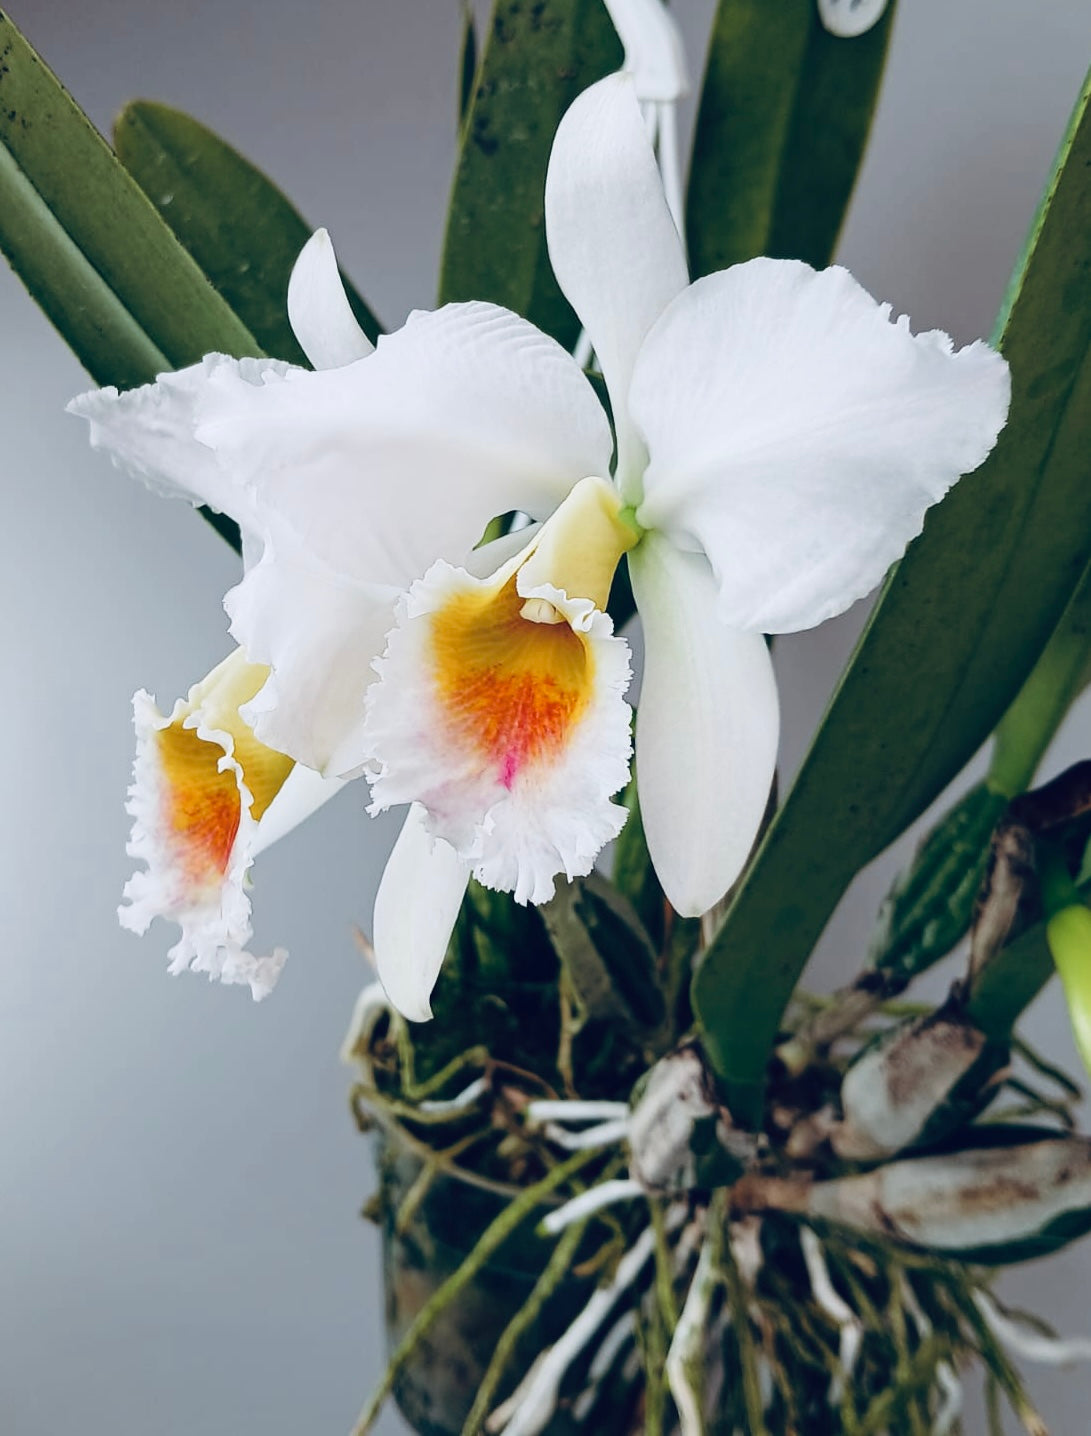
[545, 74, 687, 497]
[632, 259, 1010, 633]
[287, 227, 375, 370]
[601, 0, 689, 101]
[68, 355, 295, 547]
[250, 762, 349, 858]
[373, 805, 470, 1022]
[629, 535, 778, 916]
[193, 302, 612, 589]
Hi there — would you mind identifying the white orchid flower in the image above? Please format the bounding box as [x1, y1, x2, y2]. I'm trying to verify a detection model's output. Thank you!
[122, 649, 345, 997]
[71, 79, 1008, 1022]
[357, 73, 1009, 1019]
[70, 233, 370, 994]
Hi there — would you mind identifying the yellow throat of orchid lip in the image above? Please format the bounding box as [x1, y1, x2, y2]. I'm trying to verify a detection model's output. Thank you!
[516, 474, 641, 625]
[430, 476, 637, 791]
[156, 650, 295, 886]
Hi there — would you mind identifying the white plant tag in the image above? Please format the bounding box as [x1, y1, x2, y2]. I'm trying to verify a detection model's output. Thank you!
[817, 0, 890, 39]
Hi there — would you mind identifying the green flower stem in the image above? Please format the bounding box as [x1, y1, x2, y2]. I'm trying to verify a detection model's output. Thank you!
[347, 1146, 600, 1436]
[989, 556, 1091, 798]
[459, 1217, 589, 1436]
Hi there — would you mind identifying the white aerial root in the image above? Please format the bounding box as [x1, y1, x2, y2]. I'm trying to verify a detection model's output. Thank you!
[525, 1099, 631, 1124]
[571, 1311, 637, 1421]
[339, 982, 391, 1077]
[418, 1075, 489, 1114]
[898, 1275, 963, 1435]
[485, 1352, 548, 1433]
[974, 1290, 1091, 1366]
[933, 1361, 963, 1436]
[799, 1226, 863, 1405]
[495, 1225, 659, 1436]
[540, 1178, 643, 1235]
[541, 1118, 631, 1151]
[666, 1236, 719, 1436]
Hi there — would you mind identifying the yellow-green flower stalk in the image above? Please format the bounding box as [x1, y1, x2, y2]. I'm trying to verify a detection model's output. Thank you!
[1042, 844, 1091, 1076]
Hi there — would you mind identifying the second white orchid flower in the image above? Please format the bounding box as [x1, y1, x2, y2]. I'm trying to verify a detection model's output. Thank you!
[72, 74, 1009, 1022]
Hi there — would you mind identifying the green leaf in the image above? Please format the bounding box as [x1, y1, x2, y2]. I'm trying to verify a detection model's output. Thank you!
[687, 0, 896, 277]
[113, 100, 382, 367]
[869, 783, 1009, 988]
[692, 64, 1091, 1125]
[0, 139, 169, 390]
[0, 13, 258, 373]
[458, 2, 479, 128]
[439, 0, 622, 344]
[0, 13, 267, 552]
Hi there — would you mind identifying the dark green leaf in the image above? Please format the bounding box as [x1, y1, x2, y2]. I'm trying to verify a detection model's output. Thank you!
[869, 783, 1008, 988]
[459, 2, 479, 127]
[0, 139, 168, 390]
[692, 65, 1091, 1125]
[687, 0, 896, 277]
[0, 13, 258, 372]
[439, 0, 622, 344]
[0, 13, 266, 551]
[114, 100, 382, 366]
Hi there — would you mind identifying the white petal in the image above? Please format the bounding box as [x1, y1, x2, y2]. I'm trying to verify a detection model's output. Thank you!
[287, 228, 375, 370]
[632, 260, 1011, 633]
[601, 0, 689, 101]
[362, 558, 633, 907]
[194, 303, 612, 588]
[120, 653, 315, 999]
[545, 74, 688, 495]
[250, 763, 349, 858]
[629, 535, 779, 916]
[224, 525, 400, 775]
[67, 355, 295, 544]
[373, 805, 470, 1022]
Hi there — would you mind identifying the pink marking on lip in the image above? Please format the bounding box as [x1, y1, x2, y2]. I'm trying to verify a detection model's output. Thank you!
[500, 751, 519, 789]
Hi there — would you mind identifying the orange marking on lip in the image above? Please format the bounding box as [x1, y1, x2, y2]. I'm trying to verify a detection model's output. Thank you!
[431, 580, 592, 788]
[156, 725, 242, 886]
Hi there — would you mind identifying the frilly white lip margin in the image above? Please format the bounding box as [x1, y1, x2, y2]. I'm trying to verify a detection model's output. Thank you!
[361, 560, 634, 907]
[121, 688, 287, 1000]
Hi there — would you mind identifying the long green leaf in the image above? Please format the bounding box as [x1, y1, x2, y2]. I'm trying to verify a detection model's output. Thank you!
[0, 13, 258, 371]
[114, 101, 382, 366]
[438, 0, 622, 344]
[0, 139, 169, 390]
[692, 66, 1091, 1125]
[687, 0, 896, 277]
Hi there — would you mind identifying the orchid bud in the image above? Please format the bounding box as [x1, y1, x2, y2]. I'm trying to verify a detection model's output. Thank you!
[832, 1011, 1004, 1161]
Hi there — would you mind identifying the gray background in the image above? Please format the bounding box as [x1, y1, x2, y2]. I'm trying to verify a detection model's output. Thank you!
[3, 2, 1091, 1433]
